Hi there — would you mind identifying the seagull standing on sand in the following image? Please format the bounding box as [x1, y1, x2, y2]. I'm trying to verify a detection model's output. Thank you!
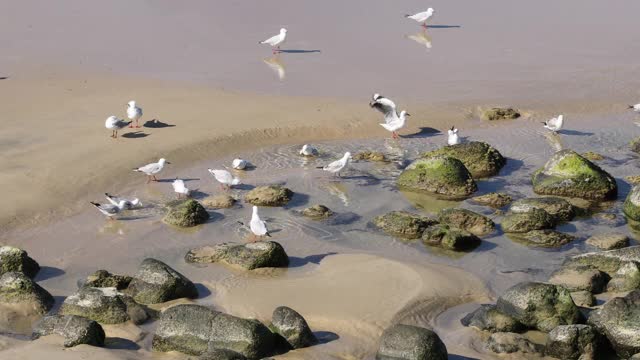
[105, 116, 131, 138]
[172, 178, 191, 198]
[105, 193, 140, 209]
[259, 28, 287, 54]
[208, 169, 240, 190]
[232, 159, 248, 170]
[238, 206, 271, 241]
[90, 200, 128, 220]
[370, 93, 410, 139]
[133, 158, 170, 183]
[299, 144, 319, 156]
[447, 126, 460, 145]
[406, 8, 435, 27]
[629, 103, 640, 113]
[543, 115, 564, 132]
[127, 101, 143, 128]
[317, 152, 351, 177]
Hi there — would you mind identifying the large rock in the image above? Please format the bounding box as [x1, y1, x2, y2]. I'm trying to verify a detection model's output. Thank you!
[624, 185, 640, 221]
[548, 265, 609, 293]
[437, 208, 495, 236]
[244, 185, 293, 207]
[546, 324, 603, 360]
[79, 270, 132, 290]
[564, 246, 640, 275]
[485, 332, 539, 354]
[481, 107, 520, 121]
[588, 290, 640, 358]
[199, 349, 248, 360]
[372, 211, 438, 239]
[421, 141, 506, 178]
[606, 262, 640, 292]
[126, 258, 198, 305]
[508, 229, 576, 248]
[270, 306, 317, 349]
[203, 194, 237, 209]
[163, 199, 210, 227]
[532, 150, 617, 200]
[501, 208, 555, 233]
[60, 287, 149, 324]
[509, 197, 576, 222]
[33, 314, 105, 347]
[152, 304, 276, 359]
[421, 224, 481, 251]
[397, 156, 477, 199]
[302, 205, 333, 219]
[0, 246, 40, 278]
[375, 324, 448, 360]
[0, 272, 53, 314]
[496, 282, 581, 332]
[460, 304, 524, 333]
[186, 242, 289, 270]
[585, 233, 630, 250]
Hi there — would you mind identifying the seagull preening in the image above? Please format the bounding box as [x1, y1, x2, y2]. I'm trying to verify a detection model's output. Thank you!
[238, 206, 271, 241]
[317, 152, 351, 177]
[127, 101, 143, 128]
[299, 144, 319, 157]
[105, 116, 131, 138]
[629, 104, 640, 113]
[406, 8, 435, 28]
[232, 158, 248, 170]
[90, 200, 128, 220]
[208, 169, 241, 190]
[447, 126, 460, 145]
[172, 178, 191, 198]
[370, 93, 410, 139]
[133, 158, 170, 183]
[105, 193, 140, 209]
[543, 115, 564, 132]
[259, 28, 287, 54]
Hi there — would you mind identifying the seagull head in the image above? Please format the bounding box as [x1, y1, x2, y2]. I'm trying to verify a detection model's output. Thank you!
[344, 152, 352, 160]
[107, 115, 118, 122]
[400, 110, 411, 118]
[159, 158, 171, 165]
[232, 178, 241, 186]
[427, 8, 434, 14]
[280, 28, 287, 34]
[372, 93, 381, 101]
[127, 100, 136, 108]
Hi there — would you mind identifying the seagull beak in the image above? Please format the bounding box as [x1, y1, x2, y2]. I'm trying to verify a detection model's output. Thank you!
[406, 113, 411, 116]
[166, 162, 172, 165]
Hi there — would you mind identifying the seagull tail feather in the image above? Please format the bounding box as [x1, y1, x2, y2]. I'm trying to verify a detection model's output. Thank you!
[90, 202, 101, 207]
[105, 193, 114, 198]
[315, 166, 324, 169]
[405, 14, 412, 18]
[132, 168, 141, 172]
[629, 105, 635, 109]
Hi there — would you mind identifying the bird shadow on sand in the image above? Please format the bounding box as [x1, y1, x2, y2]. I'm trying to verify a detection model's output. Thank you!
[0, 77, 8, 80]
[279, 49, 321, 54]
[122, 131, 150, 139]
[144, 119, 176, 128]
[288, 252, 338, 268]
[558, 129, 594, 136]
[401, 127, 440, 139]
[426, 25, 462, 29]
[35, 266, 65, 281]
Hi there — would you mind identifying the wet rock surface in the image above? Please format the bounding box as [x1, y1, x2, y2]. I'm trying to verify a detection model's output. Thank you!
[421, 224, 481, 251]
[126, 258, 198, 305]
[421, 141, 506, 178]
[163, 199, 210, 227]
[186, 242, 289, 270]
[397, 156, 477, 199]
[33, 314, 105, 347]
[588, 290, 640, 358]
[244, 185, 293, 207]
[437, 208, 495, 236]
[0, 246, 40, 278]
[372, 211, 438, 239]
[461, 304, 524, 333]
[376, 324, 448, 360]
[270, 306, 317, 349]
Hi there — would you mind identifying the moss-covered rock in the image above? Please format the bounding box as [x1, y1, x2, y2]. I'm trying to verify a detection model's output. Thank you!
[461, 304, 525, 333]
[421, 142, 506, 178]
[421, 224, 481, 251]
[163, 199, 210, 227]
[353, 151, 386, 162]
[202, 194, 237, 209]
[582, 151, 604, 161]
[546, 325, 603, 360]
[244, 185, 293, 207]
[508, 230, 576, 248]
[372, 211, 438, 239]
[80, 270, 132, 290]
[302, 205, 333, 219]
[186, 242, 289, 271]
[437, 208, 495, 236]
[549, 265, 609, 293]
[532, 150, 617, 200]
[482, 107, 521, 121]
[631, 137, 640, 153]
[486, 332, 540, 354]
[397, 156, 477, 199]
[586, 233, 630, 250]
[270, 306, 317, 349]
[61, 287, 149, 324]
[33, 314, 105, 347]
[126, 258, 198, 305]
[607, 262, 640, 292]
[564, 246, 640, 275]
[501, 208, 555, 233]
[588, 290, 640, 358]
[471, 193, 512, 208]
[0, 272, 53, 314]
[376, 324, 448, 360]
[624, 185, 640, 221]
[0, 246, 40, 278]
[509, 197, 575, 222]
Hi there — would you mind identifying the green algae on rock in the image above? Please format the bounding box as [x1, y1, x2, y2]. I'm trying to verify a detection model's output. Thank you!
[421, 141, 506, 178]
[509, 197, 576, 222]
[244, 185, 294, 207]
[471, 192, 512, 208]
[624, 185, 640, 221]
[185, 242, 289, 270]
[501, 208, 556, 233]
[507, 229, 576, 248]
[397, 156, 477, 199]
[0, 246, 40, 278]
[481, 107, 521, 121]
[353, 151, 387, 162]
[0, 272, 54, 314]
[437, 208, 495, 236]
[373, 211, 438, 239]
[163, 199, 210, 227]
[421, 224, 481, 251]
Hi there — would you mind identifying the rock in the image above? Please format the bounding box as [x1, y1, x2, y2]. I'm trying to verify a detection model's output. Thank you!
[152, 304, 276, 358]
[606, 262, 640, 292]
[570, 291, 595, 307]
[244, 185, 293, 207]
[375, 324, 448, 360]
[496, 282, 581, 332]
[199, 349, 248, 360]
[624, 185, 640, 221]
[481, 107, 521, 121]
[0, 272, 53, 314]
[186, 242, 289, 270]
[353, 151, 386, 162]
[421, 224, 481, 251]
[532, 150, 617, 200]
[203, 194, 237, 209]
[460, 304, 524, 333]
[626, 175, 640, 185]
[80, 270, 132, 290]
[302, 205, 333, 219]
[588, 290, 640, 358]
[631, 137, 640, 153]
[508, 229, 576, 248]
[548, 265, 609, 293]
[33, 314, 105, 347]
[372, 211, 438, 239]
[509, 197, 576, 222]
[565, 246, 640, 275]
[585, 233, 630, 250]
[546, 324, 602, 360]
[437, 208, 495, 236]
[126, 258, 198, 305]
[421, 142, 506, 178]
[631, 354, 640, 360]
[471, 192, 512, 208]
[270, 306, 317, 349]
[60, 287, 149, 324]
[582, 151, 604, 161]
[397, 156, 477, 199]
[0, 246, 40, 278]
[485, 332, 539, 354]
[501, 208, 555, 233]
[163, 199, 210, 227]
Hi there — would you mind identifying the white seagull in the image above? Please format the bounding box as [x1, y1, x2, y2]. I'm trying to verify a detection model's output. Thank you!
[105, 116, 131, 138]
[133, 158, 170, 183]
[105, 193, 141, 209]
[543, 115, 564, 132]
[90, 200, 128, 220]
[208, 168, 241, 190]
[317, 152, 352, 177]
[232, 159, 248, 170]
[172, 178, 191, 198]
[299, 144, 319, 157]
[447, 126, 460, 145]
[238, 206, 271, 241]
[259, 28, 287, 54]
[629, 103, 640, 113]
[406, 8, 435, 28]
[127, 101, 143, 128]
[370, 93, 397, 123]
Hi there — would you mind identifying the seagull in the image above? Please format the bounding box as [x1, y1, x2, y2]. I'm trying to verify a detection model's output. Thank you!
[232, 159, 248, 170]
[105, 116, 131, 138]
[629, 104, 640, 113]
[133, 158, 170, 183]
[380, 111, 410, 139]
[90, 200, 128, 220]
[543, 115, 564, 132]
[370, 93, 397, 124]
[447, 126, 460, 145]
[105, 193, 141, 209]
[299, 144, 319, 157]
[208, 169, 241, 190]
[317, 152, 351, 177]
[172, 178, 191, 198]
[238, 206, 271, 241]
[406, 8, 435, 28]
[259, 28, 287, 54]
[127, 101, 143, 128]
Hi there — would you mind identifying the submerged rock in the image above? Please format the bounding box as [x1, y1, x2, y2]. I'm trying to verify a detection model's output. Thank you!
[570, 291, 596, 307]
[33, 314, 105, 347]
[624, 185, 640, 221]
[0, 272, 53, 314]
[486, 332, 539, 354]
[501, 208, 555, 233]
[460, 304, 524, 333]
[61, 287, 149, 324]
[372, 211, 438, 239]
[471, 192, 512, 208]
[397, 156, 477, 199]
[585, 233, 630, 250]
[548, 265, 609, 293]
[270, 306, 317, 349]
[80, 270, 132, 290]
[437, 208, 495, 236]
[631, 137, 640, 153]
[126, 258, 198, 305]
[376, 324, 448, 360]
[353, 151, 386, 162]
[606, 262, 640, 292]
[532, 150, 617, 200]
[508, 229, 576, 248]
[588, 290, 640, 358]
[509, 197, 576, 222]
[244, 185, 293, 207]
[163, 199, 210, 227]
[302, 205, 333, 219]
[203, 194, 237, 209]
[481, 107, 521, 121]
[186, 242, 289, 270]
[546, 324, 603, 360]
[0, 246, 40, 278]
[421, 224, 481, 251]
[582, 151, 604, 161]
[564, 246, 640, 275]
[421, 141, 506, 178]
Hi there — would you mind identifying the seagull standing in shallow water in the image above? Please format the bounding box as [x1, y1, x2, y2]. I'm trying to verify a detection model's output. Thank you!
[406, 8, 435, 28]
[105, 116, 130, 138]
[447, 126, 460, 145]
[105, 193, 140, 209]
[232, 159, 248, 170]
[133, 158, 170, 183]
[127, 101, 143, 128]
[259, 28, 287, 54]
[238, 206, 271, 241]
[172, 178, 191, 198]
[317, 152, 351, 177]
[300, 144, 319, 156]
[543, 115, 564, 132]
[208, 169, 240, 190]
[90, 200, 128, 220]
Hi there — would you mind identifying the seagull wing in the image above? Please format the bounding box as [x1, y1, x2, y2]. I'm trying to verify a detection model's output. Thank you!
[323, 159, 344, 172]
[136, 162, 159, 174]
[261, 33, 280, 46]
[250, 217, 269, 236]
[209, 169, 232, 184]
